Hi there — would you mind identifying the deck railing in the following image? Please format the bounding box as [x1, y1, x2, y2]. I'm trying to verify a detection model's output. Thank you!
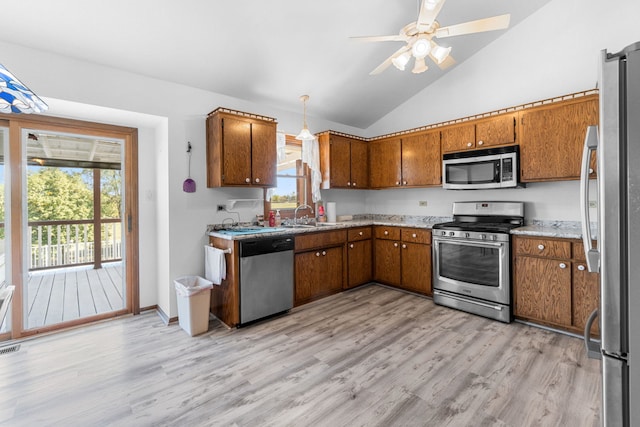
[27, 219, 122, 270]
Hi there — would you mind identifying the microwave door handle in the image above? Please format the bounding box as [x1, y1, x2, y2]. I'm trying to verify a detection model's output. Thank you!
[580, 125, 600, 273]
[495, 159, 501, 182]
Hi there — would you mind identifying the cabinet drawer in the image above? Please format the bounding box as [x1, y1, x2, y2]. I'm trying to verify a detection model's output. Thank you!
[348, 226, 372, 242]
[515, 237, 571, 259]
[295, 230, 346, 252]
[374, 226, 400, 241]
[401, 228, 431, 244]
[573, 241, 597, 262]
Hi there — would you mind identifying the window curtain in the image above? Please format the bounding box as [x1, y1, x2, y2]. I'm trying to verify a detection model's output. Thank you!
[302, 136, 321, 203]
[266, 132, 287, 201]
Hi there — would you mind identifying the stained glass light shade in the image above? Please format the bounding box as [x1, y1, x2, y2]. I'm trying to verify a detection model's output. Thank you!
[0, 63, 48, 114]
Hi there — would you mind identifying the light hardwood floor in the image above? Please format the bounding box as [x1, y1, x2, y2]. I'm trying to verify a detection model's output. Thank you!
[0, 285, 601, 426]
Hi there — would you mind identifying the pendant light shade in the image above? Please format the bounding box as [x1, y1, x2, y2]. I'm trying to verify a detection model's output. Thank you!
[0, 63, 48, 114]
[295, 95, 315, 141]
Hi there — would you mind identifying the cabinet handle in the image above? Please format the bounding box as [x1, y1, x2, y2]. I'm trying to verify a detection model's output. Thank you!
[359, 231, 363, 236]
[347, 182, 351, 187]
[478, 140, 484, 146]
[402, 244, 407, 249]
[315, 252, 320, 257]
[578, 265, 586, 271]
[322, 251, 327, 256]
[589, 168, 594, 174]
[559, 263, 567, 269]
[403, 181, 407, 185]
[245, 178, 251, 183]
[255, 178, 260, 183]
[394, 242, 398, 247]
[412, 233, 417, 238]
[467, 142, 473, 147]
[538, 244, 545, 250]
[350, 244, 354, 249]
[396, 181, 400, 186]
[384, 230, 389, 235]
[352, 182, 357, 187]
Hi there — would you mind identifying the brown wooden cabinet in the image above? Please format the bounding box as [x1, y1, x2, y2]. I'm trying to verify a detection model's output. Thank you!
[206, 108, 277, 187]
[319, 133, 369, 189]
[373, 226, 432, 295]
[513, 236, 600, 335]
[441, 113, 517, 154]
[208, 236, 239, 327]
[369, 131, 441, 189]
[294, 230, 346, 306]
[519, 95, 598, 182]
[346, 227, 372, 289]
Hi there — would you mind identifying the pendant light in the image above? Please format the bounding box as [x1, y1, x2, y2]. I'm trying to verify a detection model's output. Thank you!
[295, 95, 315, 141]
[0, 63, 48, 114]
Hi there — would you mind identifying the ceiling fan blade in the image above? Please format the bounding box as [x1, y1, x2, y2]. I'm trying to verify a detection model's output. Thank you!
[432, 53, 456, 70]
[435, 14, 511, 38]
[370, 45, 411, 75]
[417, 0, 447, 32]
[350, 35, 408, 42]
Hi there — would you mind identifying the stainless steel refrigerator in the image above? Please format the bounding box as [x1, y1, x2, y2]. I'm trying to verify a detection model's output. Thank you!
[581, 41, 640, 426]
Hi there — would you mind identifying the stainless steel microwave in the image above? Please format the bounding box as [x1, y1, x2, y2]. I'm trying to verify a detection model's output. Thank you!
[442, 145, 520, 190]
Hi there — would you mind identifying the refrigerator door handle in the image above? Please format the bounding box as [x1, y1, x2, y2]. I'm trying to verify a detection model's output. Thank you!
[584, 308, 602, 359]
[580, 125, 600, 273]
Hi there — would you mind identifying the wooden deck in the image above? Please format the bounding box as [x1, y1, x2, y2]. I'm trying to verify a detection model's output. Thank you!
[26, 263, 123, 329]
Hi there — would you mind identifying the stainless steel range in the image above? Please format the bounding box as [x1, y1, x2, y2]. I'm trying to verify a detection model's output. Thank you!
[432, 201, 524, 323]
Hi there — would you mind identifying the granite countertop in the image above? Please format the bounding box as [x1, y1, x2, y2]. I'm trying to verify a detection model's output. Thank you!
[207, 215, 451, 240]
[511, 220, 596, 240]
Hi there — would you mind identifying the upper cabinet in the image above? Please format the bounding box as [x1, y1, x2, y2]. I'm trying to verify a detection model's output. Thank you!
[206, 108, 277, 187]
[319, 133, 369, 189]
[369, 130, 441, 189]
[519, 95, 598, 182]
[441, 113, 517, 154]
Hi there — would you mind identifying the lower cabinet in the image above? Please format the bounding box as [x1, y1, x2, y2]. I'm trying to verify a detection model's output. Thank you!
[346, 227, 372, 289]
[294, 230, 346, 306]
[513, 236, 600, 335]
[373, 226, 432, 296]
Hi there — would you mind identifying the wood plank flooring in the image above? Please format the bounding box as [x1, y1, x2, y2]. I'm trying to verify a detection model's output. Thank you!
[26, 263, 123, 329]
[0, 285, 601, 426]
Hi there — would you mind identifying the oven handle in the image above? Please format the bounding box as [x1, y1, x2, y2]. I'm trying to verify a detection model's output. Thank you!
[432, 237, 506, 249]
[433, 290, 504, 311]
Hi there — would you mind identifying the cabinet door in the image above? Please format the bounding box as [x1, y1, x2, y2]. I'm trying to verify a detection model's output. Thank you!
[573, 263, 600, 336]
[441, 123, 475, 154]
[515, 256, 572, 327]
[401, 131, 441, 186]
[401, 242, 431, 295]
[329, 135, 352, 188]
[350, 139, 369, 189]
[221, 117, 252, 185]
[519, 97, 598, 181]
[251, 121, 277, 186]
[374, 239, 401, 286]
[475, 113, 517, 148]
[347, 239, 372, 289]
[294, 246, 343, 305]
[369, 139, 401, 188]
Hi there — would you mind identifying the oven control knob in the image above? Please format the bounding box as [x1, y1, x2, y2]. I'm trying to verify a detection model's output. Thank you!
[480, 234, 486, 240]
[449, 231, 455, 237]
[491, 235, 497, 241]
[465, 232, 470, 238]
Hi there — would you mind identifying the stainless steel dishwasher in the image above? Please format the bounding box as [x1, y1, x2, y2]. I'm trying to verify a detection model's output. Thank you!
[239, 235, 294, 325]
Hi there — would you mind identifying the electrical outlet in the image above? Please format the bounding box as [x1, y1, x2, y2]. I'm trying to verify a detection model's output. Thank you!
[589, 201, 597, 208]
[418, 200, 428, 207]
[217, 204, 226, 211]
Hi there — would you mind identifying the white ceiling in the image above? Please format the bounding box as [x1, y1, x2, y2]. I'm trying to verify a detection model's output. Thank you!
[2, 0, 551, 129]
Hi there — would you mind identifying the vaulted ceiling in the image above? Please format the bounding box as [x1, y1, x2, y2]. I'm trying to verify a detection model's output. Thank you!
[1, 0, 552, 129]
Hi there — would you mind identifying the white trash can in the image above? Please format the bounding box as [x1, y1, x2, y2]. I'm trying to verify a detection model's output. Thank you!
[174, 276, 214, 336]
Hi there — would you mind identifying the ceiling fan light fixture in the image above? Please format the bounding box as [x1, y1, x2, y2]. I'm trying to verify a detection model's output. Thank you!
[412, 37, 431, 59]
[431, 44, 452, 64]
[295, 95, 315, 141]
[412, 57, 428, 74]
[392, 51, 411, 70]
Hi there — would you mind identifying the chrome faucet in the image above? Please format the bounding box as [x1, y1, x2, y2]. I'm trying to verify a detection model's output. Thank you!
[294, 204, 314, 224]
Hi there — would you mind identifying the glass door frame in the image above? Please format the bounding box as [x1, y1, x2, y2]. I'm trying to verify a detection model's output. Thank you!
[7, 114, 139, 339]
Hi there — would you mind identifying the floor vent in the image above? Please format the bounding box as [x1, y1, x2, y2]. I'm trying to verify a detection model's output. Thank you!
[0, 344, 20, 355]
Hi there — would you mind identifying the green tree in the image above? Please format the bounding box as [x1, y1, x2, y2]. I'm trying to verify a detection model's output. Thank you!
[28, 167, 93, 221]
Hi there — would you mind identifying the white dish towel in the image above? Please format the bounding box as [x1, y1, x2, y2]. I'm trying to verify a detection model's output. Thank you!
[204, 245, 226, 285]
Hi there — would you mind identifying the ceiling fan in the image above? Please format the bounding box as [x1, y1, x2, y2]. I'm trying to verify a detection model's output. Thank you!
[352, 0, 511, 75]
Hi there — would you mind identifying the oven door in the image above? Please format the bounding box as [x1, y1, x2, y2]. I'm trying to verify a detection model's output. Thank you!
[432, 235, 510, 305]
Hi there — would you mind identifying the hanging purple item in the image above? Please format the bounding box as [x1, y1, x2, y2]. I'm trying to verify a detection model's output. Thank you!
[183, 142, 196, 193]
